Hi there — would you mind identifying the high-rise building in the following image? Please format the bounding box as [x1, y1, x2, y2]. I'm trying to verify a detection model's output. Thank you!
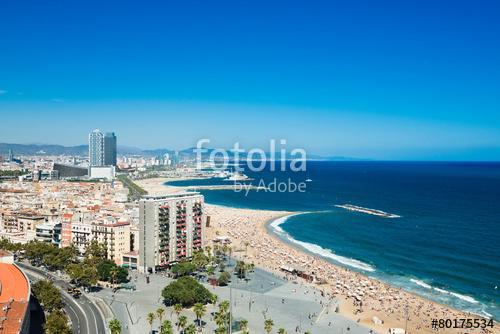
[8, 149, 13, 162]
[138, 193, 204, 273]
[89, 129, 104, 166]
[104, 132, 117, 166]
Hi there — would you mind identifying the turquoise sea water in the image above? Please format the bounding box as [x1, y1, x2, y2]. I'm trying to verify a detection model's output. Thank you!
[167, 161, 500, 319]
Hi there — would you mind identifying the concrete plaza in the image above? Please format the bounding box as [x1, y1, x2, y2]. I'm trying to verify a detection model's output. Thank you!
[92, 265, 378, 334]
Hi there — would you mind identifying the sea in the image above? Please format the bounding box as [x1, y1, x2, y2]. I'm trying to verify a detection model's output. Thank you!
[167, 161, 500, 319]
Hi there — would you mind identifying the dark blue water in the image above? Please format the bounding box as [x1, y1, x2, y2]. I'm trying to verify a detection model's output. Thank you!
[168, 161, 500, 318]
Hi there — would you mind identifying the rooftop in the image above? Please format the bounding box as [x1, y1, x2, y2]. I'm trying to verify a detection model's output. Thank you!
[0, 263, 30, 334]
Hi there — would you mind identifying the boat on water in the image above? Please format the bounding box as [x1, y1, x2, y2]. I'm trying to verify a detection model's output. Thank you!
[306, 178, 312, 182]
[335, 204, 401, 218]
[214, 170, 230, 178]
[225, 172, 253, 181]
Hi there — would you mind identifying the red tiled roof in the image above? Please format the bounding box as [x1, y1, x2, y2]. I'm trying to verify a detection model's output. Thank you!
[0, 263, 29, 334]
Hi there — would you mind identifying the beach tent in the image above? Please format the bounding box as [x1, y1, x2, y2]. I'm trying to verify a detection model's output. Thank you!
[388, 328, 405, 334]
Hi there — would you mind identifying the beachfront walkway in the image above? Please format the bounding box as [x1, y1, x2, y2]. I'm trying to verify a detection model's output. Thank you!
[92, 265, 378, 334]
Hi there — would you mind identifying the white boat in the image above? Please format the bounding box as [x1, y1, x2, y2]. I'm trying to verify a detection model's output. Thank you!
[214, 170, 230, 178]
[225, 172, 251, 181]
[306, 178, 312, 182]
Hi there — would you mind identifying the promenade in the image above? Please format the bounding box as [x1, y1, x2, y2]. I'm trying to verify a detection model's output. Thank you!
[93, 264, 376, 334]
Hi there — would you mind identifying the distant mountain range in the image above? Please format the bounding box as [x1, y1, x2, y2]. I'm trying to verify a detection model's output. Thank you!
[0, 143, 366, 161]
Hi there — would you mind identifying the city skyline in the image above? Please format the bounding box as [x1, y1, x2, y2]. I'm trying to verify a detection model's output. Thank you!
[1, 1, 500, 160]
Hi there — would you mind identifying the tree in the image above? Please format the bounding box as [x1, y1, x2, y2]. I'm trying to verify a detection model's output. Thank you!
[171, 261, 197, 277]
[217, 271, 231, 286]
[264, 319, 274, 334]
[192, 302, 206, 328]
[108, 319, 122, 334]
[239, 319, 249, 334]
[235, 260, 247, 279]
[192, 250, 209, 270]
[32, 280, 63, 312]
[184, 324, 196, 334]
[156, 307, 165, 323]
[174, 303, 183, 319]
[219, 300, 230, 315]
[160, 320, 174, 334]
[44, 310, 72, 334]
[147, 312, 156, 333]
[207, 266, 215, 277]
[84, 239, 106, 265]
[97, 259, 128, 283]
[162, 277, 214, 307]
[215, 327, 226, 334]
[178, 315, 187, 333]
[278, 328, 287, 334]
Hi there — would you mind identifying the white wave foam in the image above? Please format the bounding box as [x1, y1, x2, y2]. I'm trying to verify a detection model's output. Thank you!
[410, 279, 432, 289]
[269, 213, 375, 272]
[411, 279, 479, 304]
[269, 213, 304, 234]
[288, 237, 376, 272]
[449, 292, 479, 304]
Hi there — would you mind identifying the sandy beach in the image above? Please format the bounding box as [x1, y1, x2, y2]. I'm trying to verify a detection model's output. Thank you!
[136, 177, 499, 334]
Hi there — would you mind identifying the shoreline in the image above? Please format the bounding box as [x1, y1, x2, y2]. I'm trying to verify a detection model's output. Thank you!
[136, 177, 499, 334]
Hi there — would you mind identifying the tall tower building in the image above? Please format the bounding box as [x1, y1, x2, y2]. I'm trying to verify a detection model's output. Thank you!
[8, 149, 13, 162]
[89, 129, 104, 166]
[104, 132, 117, 166]
[138, 193, 204, 273]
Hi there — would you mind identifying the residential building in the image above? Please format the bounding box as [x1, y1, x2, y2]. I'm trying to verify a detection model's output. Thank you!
[92, 221, 130, 265]
[138, 192, 204, 273]
[35, 222, 62, 246]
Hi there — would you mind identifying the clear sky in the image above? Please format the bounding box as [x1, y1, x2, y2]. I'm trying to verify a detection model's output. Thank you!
[0, 0, 499, 160]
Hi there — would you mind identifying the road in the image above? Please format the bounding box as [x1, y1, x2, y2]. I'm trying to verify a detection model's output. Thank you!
[17, 262, 107, 334]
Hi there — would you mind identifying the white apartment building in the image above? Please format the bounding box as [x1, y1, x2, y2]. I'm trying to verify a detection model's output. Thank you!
[138, 193, 204, 273]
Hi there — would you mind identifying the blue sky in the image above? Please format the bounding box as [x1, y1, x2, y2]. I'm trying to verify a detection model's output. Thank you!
[0, 0, 499, 160]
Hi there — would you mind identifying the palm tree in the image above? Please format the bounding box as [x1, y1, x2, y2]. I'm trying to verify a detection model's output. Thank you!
[160, 320, 174, 334]
[184, 324, 196, 334]
[147, 312, 156, 333]
[108, 318, 121, 334]
[174, 303, 183, 320]
[304, 331, 311, 334]
[156, 307, 165, 323]
[214, 311, 227, 329]
[278, 328, 287, 334]
[110, 267, 119, 286]
[239, 319, 249, 334]
[214, 327, 226, 334]
[264, 319, 274, 334]
[192, 302, 206, 328]
[219, 300, 230, 315]
[178, 315, 187, 333]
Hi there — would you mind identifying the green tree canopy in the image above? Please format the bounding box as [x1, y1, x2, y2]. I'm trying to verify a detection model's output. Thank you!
[170, 261, 197, 277]
[97, 259, 128, 283]
[162, 276, 214, 307]
[44, 310, 72, 334]
[217, 271, 231, 286]
[32, 280, 63, 313]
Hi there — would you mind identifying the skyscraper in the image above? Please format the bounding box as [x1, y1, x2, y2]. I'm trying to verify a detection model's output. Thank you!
[104, 132, 117, 166]
[89, 129, 104, 166]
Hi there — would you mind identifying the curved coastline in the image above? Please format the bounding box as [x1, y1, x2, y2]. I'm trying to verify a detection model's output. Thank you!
[135, 177, 499, 333]
[265, 212, 493, 319]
